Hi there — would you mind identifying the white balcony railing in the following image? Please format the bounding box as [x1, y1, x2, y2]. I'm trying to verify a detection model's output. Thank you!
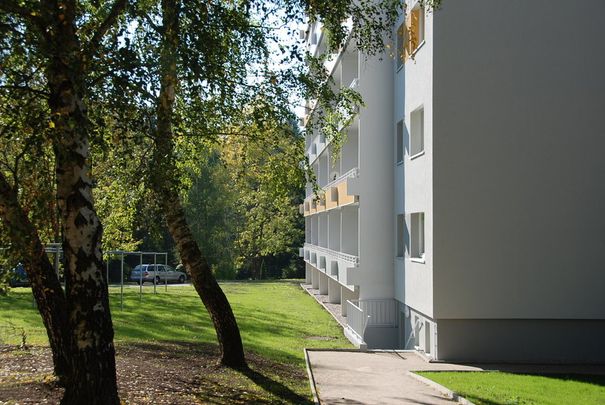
[348, 77, 359, 90]
[346, 300, 370, 342]
[357, 299, 398, 327]
[325, 167, 359, 189]
[303, 242, 358, 265]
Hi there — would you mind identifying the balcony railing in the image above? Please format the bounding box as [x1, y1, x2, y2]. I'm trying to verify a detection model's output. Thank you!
[356, 299, 398, 327]
[303, 168, 358, 217]
[346, 300, 370, 343]
[303, 242, 358, 265]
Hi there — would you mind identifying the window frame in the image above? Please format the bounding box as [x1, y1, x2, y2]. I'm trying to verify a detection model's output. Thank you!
[396, 21, 406, 71]
[410, 212, 425, 262]
[409, 4, 426, 55]
[410, 106, 425, 158]
[396, 214, 405, 258]
[396, 120, 404, 164]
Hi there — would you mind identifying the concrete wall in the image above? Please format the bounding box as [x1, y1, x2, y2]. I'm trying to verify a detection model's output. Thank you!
[432, 0, 605, 320]
[364, 326, 399, 349]
[402, 1, 434, 319]
[438, 319, 605, 363]
[394, 0, 435, 318]
[357, 51, 395, 300]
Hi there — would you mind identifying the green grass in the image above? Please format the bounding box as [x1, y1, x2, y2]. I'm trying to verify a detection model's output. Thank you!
[1, 281, 352, 402]
[418, 371, 605, 405]
[0, 281, 350, 366]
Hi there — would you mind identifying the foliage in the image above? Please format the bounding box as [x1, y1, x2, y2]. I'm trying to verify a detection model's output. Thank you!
[92, 138, 145, 253]
[181, 122, 305, 280]
[224, 121, 305, 279]
[183, 148, 240, 279]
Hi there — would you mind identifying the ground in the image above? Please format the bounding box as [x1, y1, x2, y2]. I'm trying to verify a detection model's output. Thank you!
[0, 343, 313, 404]
[0, 281, 351, 404]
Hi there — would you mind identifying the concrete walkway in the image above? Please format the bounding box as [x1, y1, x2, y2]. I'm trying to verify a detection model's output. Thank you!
[307, 350, 482, 405]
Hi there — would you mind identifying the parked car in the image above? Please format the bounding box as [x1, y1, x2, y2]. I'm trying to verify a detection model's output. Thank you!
[129, 264, 186, 285]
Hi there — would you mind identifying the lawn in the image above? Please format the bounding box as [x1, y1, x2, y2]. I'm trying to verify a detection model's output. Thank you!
[418, 371, 605, 405]
[0, 281, 352, 403]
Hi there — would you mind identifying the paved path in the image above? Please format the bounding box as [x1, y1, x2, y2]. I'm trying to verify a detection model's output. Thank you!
[307, 350, 482, 405]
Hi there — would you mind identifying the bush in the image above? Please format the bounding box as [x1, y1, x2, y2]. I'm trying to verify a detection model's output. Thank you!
[212, 263, 236, 280]
[282, 260, 304, 279]
[235, 267, 252, 280]
[106, 259, 133, 283]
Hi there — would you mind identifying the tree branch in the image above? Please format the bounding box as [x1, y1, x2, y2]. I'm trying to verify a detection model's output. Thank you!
[0, 85, 49, 97]
[0, 1, 46, 34]
[0, 1, 39, 21]
[86, 0, 128, 57]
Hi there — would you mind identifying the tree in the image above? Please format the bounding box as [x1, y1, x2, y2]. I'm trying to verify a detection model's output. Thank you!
[146, 0, 252, 367]
[183, 148, 240, 280]
[222, 123, 305, 279]
[0, 1, 129, 403]
[1, 0, 435, 391]
[127, 0, 409, 367]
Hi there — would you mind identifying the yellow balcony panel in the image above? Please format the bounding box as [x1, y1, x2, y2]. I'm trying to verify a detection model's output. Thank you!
[303, 199, 311, 217]
[326, 186, 338, 209]
[317, 195, 326, 212]
[310, 197, 318, 214]
[337, 179, 357, 206]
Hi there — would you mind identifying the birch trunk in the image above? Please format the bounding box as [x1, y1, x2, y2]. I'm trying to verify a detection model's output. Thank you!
[152, 0, 246, 368]
[43, 1, 119, 403]
[0, 173, 70, 384]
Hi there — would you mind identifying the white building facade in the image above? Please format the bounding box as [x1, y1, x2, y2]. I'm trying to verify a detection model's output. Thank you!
[301, 0, 605, 363]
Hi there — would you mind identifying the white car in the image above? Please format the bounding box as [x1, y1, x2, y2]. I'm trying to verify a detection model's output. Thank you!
[130, 264, 186, 284]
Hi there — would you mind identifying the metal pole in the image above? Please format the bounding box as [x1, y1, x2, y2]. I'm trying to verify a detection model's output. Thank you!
[120, 253, 124, 311]
[54, 249, 60, 281]
[164, 253, 168, 292]
[153, 253, 157, 295]
[139, 252, 143, 301]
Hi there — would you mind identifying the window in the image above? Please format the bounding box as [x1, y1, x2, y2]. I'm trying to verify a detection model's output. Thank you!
[409, 5, 425, 53]
[396, 22, 405, 70]
[410, 107, 424, 156]
[396, 120, 404, 164]
[411, 212, 425, 260]
[397, 214, 405, 257]
[399, 4, 425, 66]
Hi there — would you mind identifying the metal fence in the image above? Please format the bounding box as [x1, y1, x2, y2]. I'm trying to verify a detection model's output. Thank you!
[2, 245, 176, 311]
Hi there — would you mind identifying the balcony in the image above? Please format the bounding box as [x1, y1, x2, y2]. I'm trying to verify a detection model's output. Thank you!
[303, 243, 358, 266]
[307, 133, 327, 165]
[302, 242, 359, 288]
[303, 168, 359, 217]
[345, 299, 399, 348]
[345, 300, 370, 347]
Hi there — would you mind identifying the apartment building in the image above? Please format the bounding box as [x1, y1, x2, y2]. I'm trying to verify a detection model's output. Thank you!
[301, 0, 605, 363]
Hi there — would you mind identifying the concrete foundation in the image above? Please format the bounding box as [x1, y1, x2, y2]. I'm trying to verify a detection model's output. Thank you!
[318, 272, 328, 295]
[328, 277, 341, 304]
[311, 268, 319, 289]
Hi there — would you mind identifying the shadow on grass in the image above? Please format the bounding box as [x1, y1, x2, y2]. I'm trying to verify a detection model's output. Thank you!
[119, 341, 313, 404]
[239, 366, 313, 405]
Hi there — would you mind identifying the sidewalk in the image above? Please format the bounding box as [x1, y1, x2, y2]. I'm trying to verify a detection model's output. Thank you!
[306, 350, 481, 405]
[306, 350, 605, 405]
